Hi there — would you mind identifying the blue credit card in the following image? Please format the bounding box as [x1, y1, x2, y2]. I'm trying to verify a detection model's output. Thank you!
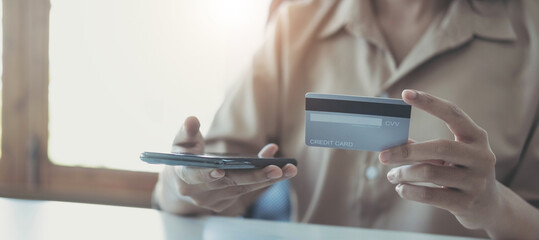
[305, 93, 411, 152]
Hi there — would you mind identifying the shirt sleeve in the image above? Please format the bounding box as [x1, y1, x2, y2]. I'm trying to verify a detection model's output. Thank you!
[203, 9, 287, 155]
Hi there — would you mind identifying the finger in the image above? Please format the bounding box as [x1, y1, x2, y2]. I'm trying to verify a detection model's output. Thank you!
[172, 116, 204, 154]
[205, 163, 296, 190]
[258, 143, 298, 177]
[387, 164, 472, 190]
[204, 165, 283, 189]
[193, 179, 280, 206]
[175, 166, 225, 185]
[395, 183, 467, 213]
[379, 139, 477, 167]
[402, 90, 485, 143]
[184, 163, 297, 193]
[258, 143, 279, 158]
[185, 144, 297, 191]
[208, 143, 283, 188]
[282, 163, 298, 178]
[203, 163, 297, 191]
[259, 143, 298, 178]
[399, 139, 452, 166]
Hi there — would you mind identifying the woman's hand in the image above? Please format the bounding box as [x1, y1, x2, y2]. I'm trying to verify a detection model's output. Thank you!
[379, 90, 528, 238]
[155, 116, 297, 215]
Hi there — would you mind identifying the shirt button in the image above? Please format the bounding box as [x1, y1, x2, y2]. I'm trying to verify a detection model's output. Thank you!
[366, 166, 378, 180]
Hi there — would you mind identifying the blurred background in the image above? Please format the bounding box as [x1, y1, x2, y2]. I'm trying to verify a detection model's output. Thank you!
[0, 0, 274, 207]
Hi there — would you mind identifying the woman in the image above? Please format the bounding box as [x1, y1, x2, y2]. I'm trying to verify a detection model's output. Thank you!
[154, 0, 539, 238]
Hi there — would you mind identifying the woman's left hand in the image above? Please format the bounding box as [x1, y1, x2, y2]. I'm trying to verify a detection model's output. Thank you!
[379, 89, 501, 230]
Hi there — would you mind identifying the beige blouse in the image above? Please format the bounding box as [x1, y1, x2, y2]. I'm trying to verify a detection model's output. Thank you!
[203, 0, 539, 237]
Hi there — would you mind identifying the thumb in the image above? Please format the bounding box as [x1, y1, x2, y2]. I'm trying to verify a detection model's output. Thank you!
[258, 143, 279, 158]
[183, 116, 201, 137]
[172, 116, 204, 154]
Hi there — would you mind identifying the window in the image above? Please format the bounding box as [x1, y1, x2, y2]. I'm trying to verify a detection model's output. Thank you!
[49, 0, 271, 172]
[0, 0, 272, 207]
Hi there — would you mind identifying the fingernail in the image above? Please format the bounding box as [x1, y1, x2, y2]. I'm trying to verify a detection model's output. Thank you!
[283, 165, 294, 178]
[395, 184, 403, 194]
[379, 151, 391, 163]
[258, 144, 277, 158]
[403, 89, 417, 99]
[210, 169, 224, 179]
[387, 169, 397, 184]
[264, 167, 282, 179]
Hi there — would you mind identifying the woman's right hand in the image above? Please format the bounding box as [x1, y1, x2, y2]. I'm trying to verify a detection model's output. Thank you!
[155, 116, 297, 215]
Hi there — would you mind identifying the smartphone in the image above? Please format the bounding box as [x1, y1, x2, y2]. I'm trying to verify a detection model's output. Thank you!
[140, 152, 297, 169]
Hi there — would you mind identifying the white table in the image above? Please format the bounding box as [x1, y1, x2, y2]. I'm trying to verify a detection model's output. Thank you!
[0, 198, 482, 240]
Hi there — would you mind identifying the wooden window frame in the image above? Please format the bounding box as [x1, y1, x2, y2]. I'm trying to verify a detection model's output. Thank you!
[0, 0, 158, 208]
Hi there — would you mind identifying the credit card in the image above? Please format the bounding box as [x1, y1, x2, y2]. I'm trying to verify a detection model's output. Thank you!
[305, 93, 411, 152]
